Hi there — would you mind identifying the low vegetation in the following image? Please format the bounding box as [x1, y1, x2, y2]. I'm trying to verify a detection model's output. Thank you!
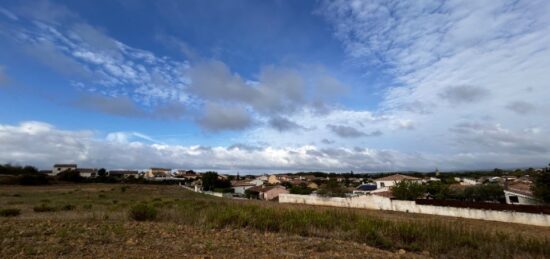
[129, 203, 158, 221]
[1, 184, 549, 258]
[33, 204, 57, 212]
[0, 208, 21, 217]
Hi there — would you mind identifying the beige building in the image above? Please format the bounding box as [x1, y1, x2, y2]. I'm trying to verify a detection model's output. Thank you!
[307, 182, 319, 189]
[268, 175, 281, 185]
[146, 168, 171, 178]
[248, 185, 289, 200]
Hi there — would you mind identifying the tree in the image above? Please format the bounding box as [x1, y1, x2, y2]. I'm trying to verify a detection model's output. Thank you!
[201, 171, 231, 191]
[201, 172, 219, 191]
[463, 184, 504, 203]
[57, 170, 83, 182]
[426, 181, 451, 200]
[97, 168, 107, 177]
[317, 179, 348, 197]
[532, 172, 550, 203]
[391, 181, 426, 200]
[290, 183, 313, 195]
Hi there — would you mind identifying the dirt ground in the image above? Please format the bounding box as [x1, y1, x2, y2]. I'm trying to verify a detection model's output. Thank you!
[0, 219, 420, 258]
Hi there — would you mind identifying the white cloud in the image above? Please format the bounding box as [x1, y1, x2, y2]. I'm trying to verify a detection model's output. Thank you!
[0, 121, 429, 171]
[0, 7, 18, 21]
[317, 0, 550, 167]
[2, 5, 191, 106]
[3, 121, 548, 171]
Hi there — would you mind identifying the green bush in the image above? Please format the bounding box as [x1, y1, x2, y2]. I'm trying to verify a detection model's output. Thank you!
[391, 181, 426, 200]
[129, 204, 157, 221]
[0, 208, 21, 217]
[33, 204, 57, 212]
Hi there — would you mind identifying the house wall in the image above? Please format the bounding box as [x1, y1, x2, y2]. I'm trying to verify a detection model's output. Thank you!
[264, 188, 289, 200]
[52, 167, 76, 176]
[504, 191, 540, 205]
[249, 179, 264, 186]
[233, 186, 254, 195]
[279, 194, 550, 227]
[268, 175, 280, 184]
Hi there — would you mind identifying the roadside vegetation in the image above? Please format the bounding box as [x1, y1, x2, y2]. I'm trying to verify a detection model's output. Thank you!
[1, 184, 549, 258]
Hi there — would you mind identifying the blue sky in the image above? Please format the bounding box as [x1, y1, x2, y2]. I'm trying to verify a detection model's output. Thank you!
[1, 0, 549, 172]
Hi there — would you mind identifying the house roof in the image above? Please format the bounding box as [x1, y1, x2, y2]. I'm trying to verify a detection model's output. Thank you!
[506, 181, 533, 197]
[248, 185, 285, 193]
[54, 164, 77, 168]
[110, 170, 139, 175]
[231, 181, 256, 187]
[375, 174, 420, 182]
[150, 168, 171, 171]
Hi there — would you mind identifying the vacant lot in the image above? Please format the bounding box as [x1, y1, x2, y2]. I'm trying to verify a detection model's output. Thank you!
[1, 184, 549, 258]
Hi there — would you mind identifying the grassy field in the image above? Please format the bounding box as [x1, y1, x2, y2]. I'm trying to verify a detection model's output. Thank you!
[1, 184, 549, 258]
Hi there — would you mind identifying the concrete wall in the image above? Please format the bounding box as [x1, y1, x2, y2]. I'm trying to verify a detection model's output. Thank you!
[279, 194, 550, 227]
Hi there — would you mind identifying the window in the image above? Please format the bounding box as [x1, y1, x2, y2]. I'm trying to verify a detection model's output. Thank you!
[380, 182, 385, 187]
[509, 196, 519, 203]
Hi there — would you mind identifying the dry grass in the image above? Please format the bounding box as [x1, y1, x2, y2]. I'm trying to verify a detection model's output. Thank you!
[1, 184, 549, 258]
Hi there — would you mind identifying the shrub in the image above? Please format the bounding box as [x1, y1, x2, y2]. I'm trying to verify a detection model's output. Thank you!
[61, 204, 76, 211]
[56, 170, 83, 182]
[33, 204, 57, 212]
[83, 204, 92, 210]
[391, 181, 426, 200]
[129, 204, 157, 221]
[0, 208, 21, 217]
[317, 179, 348, 197]
[290, 183, 314, 195]
[18, 174, 50, 185]
[463, 184, 504, 203]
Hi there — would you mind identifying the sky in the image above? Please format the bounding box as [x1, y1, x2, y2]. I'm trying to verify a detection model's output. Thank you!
[0, 0, 549, 172]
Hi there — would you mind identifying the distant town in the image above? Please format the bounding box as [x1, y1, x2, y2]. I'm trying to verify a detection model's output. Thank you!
[2, 163, 549, 207]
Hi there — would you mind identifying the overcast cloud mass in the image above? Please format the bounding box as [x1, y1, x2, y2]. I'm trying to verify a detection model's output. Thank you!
[0, 0, 549, 172]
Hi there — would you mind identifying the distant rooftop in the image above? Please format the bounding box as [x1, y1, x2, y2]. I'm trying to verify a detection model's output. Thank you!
[375, 174, 420, 181]
[53, 164, 77, 168]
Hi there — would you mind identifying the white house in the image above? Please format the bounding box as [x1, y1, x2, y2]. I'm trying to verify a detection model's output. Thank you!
[504, 181, 541, 205]
[52, 164, 77, 176]
[249, 179, 265, 186]
[256, 175, 268, 181]
[232, 183, 256, 195]
[78, 168, 97, 178]
[374, 174, 422, 190]
[460, 178, 478, 186]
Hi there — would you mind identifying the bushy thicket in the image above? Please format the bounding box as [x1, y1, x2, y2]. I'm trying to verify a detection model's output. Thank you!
[129, 204, 158, 221]
[0, 208, 21, 217]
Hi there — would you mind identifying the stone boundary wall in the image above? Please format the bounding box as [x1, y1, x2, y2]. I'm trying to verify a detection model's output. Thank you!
[279, 194, 550, 227]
